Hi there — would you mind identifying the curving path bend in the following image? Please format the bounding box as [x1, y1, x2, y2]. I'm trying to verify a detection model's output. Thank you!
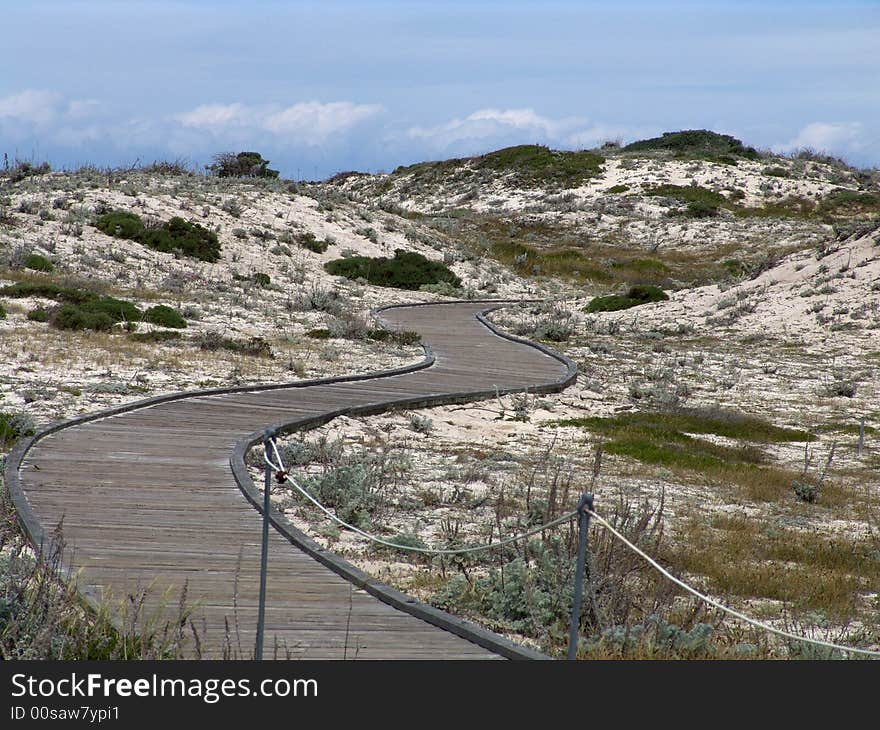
[6, 301, 576, 659]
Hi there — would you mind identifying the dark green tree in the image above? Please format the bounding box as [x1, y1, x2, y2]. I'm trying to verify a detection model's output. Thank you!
[209, 151, 279, 178]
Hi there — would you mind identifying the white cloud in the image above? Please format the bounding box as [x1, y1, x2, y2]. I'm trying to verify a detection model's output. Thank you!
[264, 101, 381, 141]
[775, 122, 865, 155]
[0, 90, 62, 124]
[175, 100, 382, 144]
[405, 108, 646, 156]
[407, 107, 586, 149]
[176, 103, 250, 128]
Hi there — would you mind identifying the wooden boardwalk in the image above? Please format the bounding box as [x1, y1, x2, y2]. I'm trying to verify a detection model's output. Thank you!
[7, 301, 575, 659]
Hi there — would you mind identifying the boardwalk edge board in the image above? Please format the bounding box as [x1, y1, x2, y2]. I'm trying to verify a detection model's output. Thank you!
[4, 300, 576, 660]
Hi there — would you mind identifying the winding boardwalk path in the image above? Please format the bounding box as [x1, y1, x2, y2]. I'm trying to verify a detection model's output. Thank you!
[6, 301, 575, 659]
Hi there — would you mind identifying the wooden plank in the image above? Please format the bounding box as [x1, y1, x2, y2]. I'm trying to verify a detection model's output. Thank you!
[13, 301, 572, 659]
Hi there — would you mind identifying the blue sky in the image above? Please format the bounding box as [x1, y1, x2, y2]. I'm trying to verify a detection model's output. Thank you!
[2, 0, 878, 178]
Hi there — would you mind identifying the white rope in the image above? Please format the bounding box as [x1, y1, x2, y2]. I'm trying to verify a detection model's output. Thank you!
[265, 440, 576, 555]
[587, 509, 880, 658]
[263, 439, 879, 656]
[285, 472, 576, 555]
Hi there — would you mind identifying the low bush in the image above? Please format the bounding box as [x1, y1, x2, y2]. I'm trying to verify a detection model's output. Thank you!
[95, 211, 221, 262]
[51, 304, 116, 332]
[138, 217, 221, 262]
[144, 304, 186, 329]
[24, 253, 54, 272]
[297, 232, 329, 254]
[0, 410, 36, 447]
[325, 249, 461, 290]
[0, 302, 5, 319]
[0, 282, 148, 332]
[476, 145, 605, 188]
[0, 282, 94, 305]
[198, 332, 273, 358]
[129, 330, 182, 343]
[95, 210, 144, 239]
[251, 272, 271, 288]
[623, 130, 760, 161]
[419, 281, 462, 297]
[585, 284, 668, 313]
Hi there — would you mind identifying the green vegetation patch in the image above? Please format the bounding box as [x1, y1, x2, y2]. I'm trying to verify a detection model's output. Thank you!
[325, 249, 460, 290]
[560, 409, 813, 445]
[198, 332, 273, 358]
[392, 144, 604, 190]
[24, 253, 54, 273]
[555, 408, 815, 502]
[623, 130, 760, 162]
[664, 514, 880, 619]
[96, 211, 221, 262]
[129, 330, 182, 344]
[0, 281, 186, 332]
[297, 232, 330, 254]
[817, 189, 880, 218]
[52, 297, 138, 332]
[605, 184, 629, 194]
[0, 411, 35, 448]
[475, 144, 605, 188]
[0, 282, 94, 305]
[144, 304, 186, 329]
[585, 284, 669, 313]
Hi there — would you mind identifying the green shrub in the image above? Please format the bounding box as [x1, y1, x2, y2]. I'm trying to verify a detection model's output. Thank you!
[623, 130, 760, 160]
[52, 304, 116, 332]
[0, 411, 36, 447]
[95, 211, 221, 262]
[305, 328, 331, 339]
[476, 144, 604, 188]
[209, 151, 279, 178]
[646, 184, 728, 206]
[24, 253, 54, 272]
[586, 284, 668, 313]
[137, 217, 221, 262]
[606, 184, 629, 194]
[198, 331, 274, 358]
[384, 532, 428, 557]
[0, 302, 5, 319]
[685, 200, 720, 218]
[95, 210, 145, 239]
[419, 281, 462, 297]
[82, 296, 141, 322]
[297, 232, 329, 253]
[129, 330, 182, 343]
[325, 249, 461, 290]
[27, 307, 48, 322]
[144, 304, 186, 329]
[251, 272, 271, 287]
[0, 282, 94, 305]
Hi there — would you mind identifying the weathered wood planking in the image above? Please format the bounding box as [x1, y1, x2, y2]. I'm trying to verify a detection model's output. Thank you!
[9, 301, 575, 659]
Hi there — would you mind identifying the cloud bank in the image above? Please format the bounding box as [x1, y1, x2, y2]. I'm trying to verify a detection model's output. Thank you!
[0, 89, 875, 178]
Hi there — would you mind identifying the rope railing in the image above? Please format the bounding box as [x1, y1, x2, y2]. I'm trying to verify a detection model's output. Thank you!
[265, 442, 578, 556]
[261, 438, 880, 659]
[586, 509, 880, 659]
